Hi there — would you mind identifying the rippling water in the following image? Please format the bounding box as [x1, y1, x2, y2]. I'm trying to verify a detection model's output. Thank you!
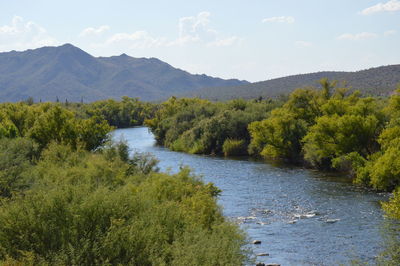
[113, 127, 392, 265]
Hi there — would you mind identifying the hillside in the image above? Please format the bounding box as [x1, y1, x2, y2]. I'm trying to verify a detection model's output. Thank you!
[0, 44, 248, 102]
[186, 65, 400, 100]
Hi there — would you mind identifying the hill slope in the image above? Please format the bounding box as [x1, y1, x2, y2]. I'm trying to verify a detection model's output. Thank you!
[0, 44, 248, 102]
[187, 65, 400, 100]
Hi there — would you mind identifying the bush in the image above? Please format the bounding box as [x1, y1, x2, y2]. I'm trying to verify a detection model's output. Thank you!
[222, 139, 247, 156]
[0, 138, 38, 198]
[382, 189, 400, 219]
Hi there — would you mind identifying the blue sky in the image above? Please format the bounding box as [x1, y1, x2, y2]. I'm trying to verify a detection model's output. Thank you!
[1, 0, 399, 81]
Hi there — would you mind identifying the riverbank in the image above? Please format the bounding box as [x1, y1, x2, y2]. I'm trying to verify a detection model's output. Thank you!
[114, 127, 394, 265]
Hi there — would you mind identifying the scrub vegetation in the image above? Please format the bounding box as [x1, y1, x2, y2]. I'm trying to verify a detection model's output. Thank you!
[0, 101, 247, 265]
[2, 79, 400, 263]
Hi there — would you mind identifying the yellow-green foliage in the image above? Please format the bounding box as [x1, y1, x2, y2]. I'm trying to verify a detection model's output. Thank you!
[247, 81, 400, 196]
[0, 102, 112, 151]
[0, 101, 247, 265]
[0, 143, 247, 265]
[383, 189, 400, 219]
[248, 108, 307, 161]
[303, 113, 380, 169]
[354, 127, 400, 191]
[83, 96, 156, 128]
[222, 139, 247, 156]
[248, 83, 338, 162]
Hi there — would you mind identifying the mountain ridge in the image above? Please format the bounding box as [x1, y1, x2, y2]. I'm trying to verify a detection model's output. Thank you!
[186, 64, 400, 100]
[0, 44, 248, 102]
[1, 44, 398, 102]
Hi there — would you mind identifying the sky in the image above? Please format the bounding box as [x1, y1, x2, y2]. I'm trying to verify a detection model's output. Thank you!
[0, 0, 399, 82]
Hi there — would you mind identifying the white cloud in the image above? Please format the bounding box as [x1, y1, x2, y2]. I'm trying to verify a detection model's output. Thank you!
[262, 16, 295, 24]
[105, 31, 167, 49]
[96, 11, 239, 49]
[361, 0, 400, 15]
[207, 36, 240, 47]
[171, 11, 215, 45]
[295, 41, 312, 47]
[0, 16, 57, 51]
[384, 29, 397, 36]
[172, 11, 239, 47]
[80, 25, 110, 37]
[337, 32, 378, 40]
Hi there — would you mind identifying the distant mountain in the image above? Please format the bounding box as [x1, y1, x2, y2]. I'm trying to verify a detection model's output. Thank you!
[0, 44, 248, 102]
[186, 65, 400, 100]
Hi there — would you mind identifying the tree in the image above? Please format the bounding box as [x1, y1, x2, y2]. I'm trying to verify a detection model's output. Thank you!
[249, 108, 307, 161]
[303, 114, 380, 169]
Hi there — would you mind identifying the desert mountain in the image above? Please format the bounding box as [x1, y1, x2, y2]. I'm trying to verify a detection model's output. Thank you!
[0, 44, 248, 102]
[187, 65, 400, 100]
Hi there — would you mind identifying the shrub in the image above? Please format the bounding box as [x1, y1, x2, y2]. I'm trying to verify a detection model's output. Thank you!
[222, 139, 247, 156]
[0, 138, 38, 198]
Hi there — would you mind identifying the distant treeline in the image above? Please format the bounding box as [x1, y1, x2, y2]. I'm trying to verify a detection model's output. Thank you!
[0, 100, 247, 265]
[70, 96, 157, 128]
[146, 79, 400, 221]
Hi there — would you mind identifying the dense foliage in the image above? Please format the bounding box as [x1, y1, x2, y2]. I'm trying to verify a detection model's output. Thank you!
[147, 82, 400, 227]
[82, 97, 157, 128]
[0, 102, 112, 151]
[149, 82, 400, 192]
[145, 97, 282, 156]
[0, 101, 247, 265]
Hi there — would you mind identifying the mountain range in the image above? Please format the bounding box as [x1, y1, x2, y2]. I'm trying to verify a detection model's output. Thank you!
[186, 65, 400, 100]
[0, 44, 247, 102]
[0, 44, 399, 102]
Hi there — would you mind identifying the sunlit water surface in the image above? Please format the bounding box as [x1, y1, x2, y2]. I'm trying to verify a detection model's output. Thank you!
[113, 127, 393, 265]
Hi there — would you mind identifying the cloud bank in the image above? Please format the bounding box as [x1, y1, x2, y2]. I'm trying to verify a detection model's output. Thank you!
[81, 11, 240, 49]
[262, 16, 295, 24]
[361, 0, 400, 15]
[0, 16, 58, 51]
[80, 25, 110, 37]
[337, 32, 378, 40]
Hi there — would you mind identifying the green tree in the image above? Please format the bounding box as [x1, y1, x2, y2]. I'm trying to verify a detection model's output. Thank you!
[303, 114, 380, 169]
[249, 108, 307, 161]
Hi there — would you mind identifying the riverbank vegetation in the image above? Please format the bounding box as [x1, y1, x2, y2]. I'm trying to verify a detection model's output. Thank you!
[1, 83, 400, 263]
[0, 101, 247, 265]
[145, 80, 400, 222]
[145, 97, 282, 156]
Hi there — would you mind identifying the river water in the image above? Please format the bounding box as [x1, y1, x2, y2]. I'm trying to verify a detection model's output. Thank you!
[113, 127, 393, 266]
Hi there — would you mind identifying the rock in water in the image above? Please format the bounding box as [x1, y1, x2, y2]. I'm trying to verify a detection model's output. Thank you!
[326, 218, 340, 223]
[253, 240, 262, 244]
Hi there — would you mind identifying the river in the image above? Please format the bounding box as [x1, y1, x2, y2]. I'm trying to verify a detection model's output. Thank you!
[113, 127, 393, 266]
